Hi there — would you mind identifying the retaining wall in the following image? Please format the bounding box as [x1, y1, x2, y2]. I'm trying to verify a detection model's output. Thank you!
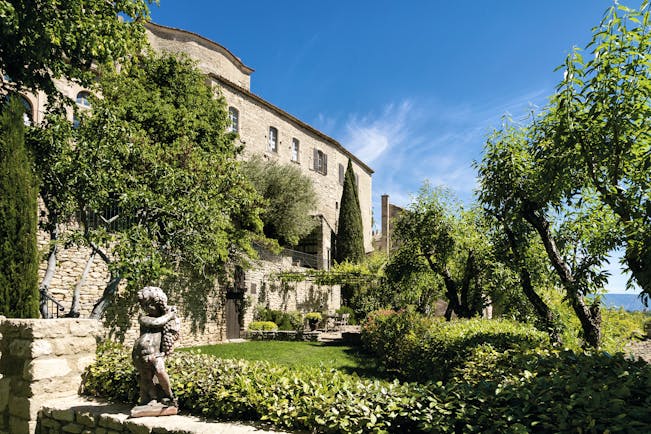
[0, 318, 103, 434]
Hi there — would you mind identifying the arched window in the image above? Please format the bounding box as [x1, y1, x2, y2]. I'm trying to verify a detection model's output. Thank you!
[18, 95, 33, 126]
[76, 91, 91, 108]
[228, 106, 239, 133]
[3, 94, 33, 125]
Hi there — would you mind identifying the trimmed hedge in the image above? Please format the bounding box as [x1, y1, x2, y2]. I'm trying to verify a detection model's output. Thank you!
[82, 341, 651, 433]
[248, 321, 278, 331]
[361, 309, 549, 382]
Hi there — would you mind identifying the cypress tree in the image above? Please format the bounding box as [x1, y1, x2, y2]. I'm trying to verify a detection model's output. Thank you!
[336, 159, 365, 264]
[0, 97, 40, 318]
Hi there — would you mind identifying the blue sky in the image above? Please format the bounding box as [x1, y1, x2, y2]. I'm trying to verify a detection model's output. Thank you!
[150, 1, 638, 293]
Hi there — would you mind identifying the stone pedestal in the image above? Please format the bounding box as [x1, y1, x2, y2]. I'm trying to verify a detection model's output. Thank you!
[0, 318, 102, 434]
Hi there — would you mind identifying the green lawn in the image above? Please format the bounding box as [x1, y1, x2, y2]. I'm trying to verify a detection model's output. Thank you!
[179, 341, 383, 378]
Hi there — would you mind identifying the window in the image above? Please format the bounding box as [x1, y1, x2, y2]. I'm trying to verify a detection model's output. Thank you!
[76, 91, 91, 108]
[268, 126, 278, 152]
[228, 106, 239, 133]
[338, 163, 345, 185]
[18, 95, 33, 126]
[313, 148, 327, 175]
[4, 94, 33, 125]
[291, 138, 299, 162]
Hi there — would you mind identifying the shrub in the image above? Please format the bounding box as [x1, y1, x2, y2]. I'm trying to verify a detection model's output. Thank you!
[361, 310, 549, 382]
[83, 341, 651, 433]
[255, 307, 303, 331]
[304, 312, 322, 322]
[248, 321, 278, 331]
[335, 305, 358, 325]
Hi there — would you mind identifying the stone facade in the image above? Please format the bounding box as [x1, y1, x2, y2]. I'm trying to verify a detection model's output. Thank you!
[15, 21, 374, 343]
[145, 22, 375, 259]
[0, 318, 103, 434]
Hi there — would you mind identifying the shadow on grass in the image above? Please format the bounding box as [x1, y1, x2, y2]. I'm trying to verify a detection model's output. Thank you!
[306, 341, 396, 380]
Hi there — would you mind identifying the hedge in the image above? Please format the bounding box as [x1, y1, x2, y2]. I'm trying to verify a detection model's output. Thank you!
[361, 309, 550, 382]
[82, 341, 651, 433]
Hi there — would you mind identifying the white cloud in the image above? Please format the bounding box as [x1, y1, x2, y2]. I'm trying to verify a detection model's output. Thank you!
[343, 100, 413, 163]
[331, 88, 552, 222]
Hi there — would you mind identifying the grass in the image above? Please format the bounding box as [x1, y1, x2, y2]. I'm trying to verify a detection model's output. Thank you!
[179, 340, 384, 378]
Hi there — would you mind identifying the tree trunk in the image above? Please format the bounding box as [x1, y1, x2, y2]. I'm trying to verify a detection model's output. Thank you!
[88, 245, 121, 319]
[66, 250, 96, 318]
[522, 204, 601, 348]
[502, 221, 561, 344]
[459, 250, 476, 318]
[39, 225, 58, 319]
[89, 275, 121, 319]
[625, 247, 651, 299]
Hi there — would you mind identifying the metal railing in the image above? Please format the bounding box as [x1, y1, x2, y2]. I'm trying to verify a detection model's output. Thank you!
[40, 289, 66, 318]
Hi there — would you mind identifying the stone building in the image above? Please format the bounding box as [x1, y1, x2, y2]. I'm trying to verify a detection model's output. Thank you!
[373, 194, 404, 254]
[8, 22, 374, 343]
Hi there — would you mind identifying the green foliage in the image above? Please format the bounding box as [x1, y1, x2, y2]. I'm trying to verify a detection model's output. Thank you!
[361, 310, 549, 383]
[305, 312, 322, 321]
[28, 52, 265, 319]
[0, 0, 153, 101]
[248, 321, 278, 331]
[335, 305, 358, 325]
[548, 2, 651, 298]
[336, 159, 365, 264]
[541, 288, 649, 353]
[0, 97, 39, 318]
[388, 184, 496, 318]
[254, 307, 303, 331]
[84, 340, 651, 433]
[242, 156, 317, 246]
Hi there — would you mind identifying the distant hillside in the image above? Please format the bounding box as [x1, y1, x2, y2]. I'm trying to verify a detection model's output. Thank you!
[601, 293, 648, 312]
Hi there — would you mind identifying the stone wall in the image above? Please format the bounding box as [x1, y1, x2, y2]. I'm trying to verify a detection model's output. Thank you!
[241, 249, 341, 329]
[0, 318, 103, 434]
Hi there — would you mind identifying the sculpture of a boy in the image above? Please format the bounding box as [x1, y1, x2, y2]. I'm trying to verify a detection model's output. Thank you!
[130, 286, 181, 417]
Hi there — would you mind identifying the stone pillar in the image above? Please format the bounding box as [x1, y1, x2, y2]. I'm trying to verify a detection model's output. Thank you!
[0, 318, 103, 434]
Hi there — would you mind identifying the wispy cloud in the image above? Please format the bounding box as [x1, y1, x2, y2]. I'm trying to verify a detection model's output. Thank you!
[343, 100, 413, 164]
[320, 88, 551, 223]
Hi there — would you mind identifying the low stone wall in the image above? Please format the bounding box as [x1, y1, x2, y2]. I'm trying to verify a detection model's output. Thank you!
[36, 396, 290, 434]
[0, 318, 103, 434]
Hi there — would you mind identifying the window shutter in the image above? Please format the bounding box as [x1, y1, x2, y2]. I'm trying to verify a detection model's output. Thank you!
[323, 153, 328, 175]
[339, 164, 344, 185]
[313, 148, 318, 171]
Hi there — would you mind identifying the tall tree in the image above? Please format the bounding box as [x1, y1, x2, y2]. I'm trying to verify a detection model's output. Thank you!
[387, 184, 490, 319]
[477, 120, 613, 348]
[548, 2, 651, 299]
[0, 0, 153, 101]
[336, 159, 365, 264]
[28, 52, 264, 319]
[0, 97, 39, 318]
[242, 156, 317, 246]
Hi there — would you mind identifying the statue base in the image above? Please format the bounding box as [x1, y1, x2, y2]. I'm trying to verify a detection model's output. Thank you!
[130, 402, 178, 418]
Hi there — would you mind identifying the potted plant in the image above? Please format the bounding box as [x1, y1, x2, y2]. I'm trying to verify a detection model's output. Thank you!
[305, 312, 322, 331]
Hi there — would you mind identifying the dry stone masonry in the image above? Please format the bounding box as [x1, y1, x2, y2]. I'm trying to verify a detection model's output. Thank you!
[0, 318, 103, 434]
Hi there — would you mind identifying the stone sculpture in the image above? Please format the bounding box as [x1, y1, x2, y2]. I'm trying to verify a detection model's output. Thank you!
[130, 286, 181, 418]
